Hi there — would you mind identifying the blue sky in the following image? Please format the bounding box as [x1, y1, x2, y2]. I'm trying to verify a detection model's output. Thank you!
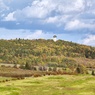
[0, 0, 95, 46]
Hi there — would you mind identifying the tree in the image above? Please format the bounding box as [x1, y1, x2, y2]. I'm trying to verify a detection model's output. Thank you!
[75, 64, 87, 74]
[92, 70, 94, 75]
[25, 62, 31, 70]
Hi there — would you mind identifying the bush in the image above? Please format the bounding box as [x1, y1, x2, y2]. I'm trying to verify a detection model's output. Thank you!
[53, 67, 57, 72]
[25, 62, 31, 70]
[48, 67, 52, 71]
[75, 64, 87, 74]
[92, 70, 94, 75]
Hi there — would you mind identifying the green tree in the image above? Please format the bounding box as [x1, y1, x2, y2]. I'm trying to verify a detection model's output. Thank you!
[25, 62, 31, 70]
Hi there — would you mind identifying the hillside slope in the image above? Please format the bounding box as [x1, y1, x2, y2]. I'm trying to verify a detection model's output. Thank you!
[0, 39, 95, 68]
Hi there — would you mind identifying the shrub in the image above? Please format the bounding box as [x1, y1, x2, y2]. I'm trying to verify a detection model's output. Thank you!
[53, 67, 57, 72]
[75, 64, 87, 74]
[25, 62, 31, 70]
[92, 70, 94, 75]
[48, 67, 52, 71]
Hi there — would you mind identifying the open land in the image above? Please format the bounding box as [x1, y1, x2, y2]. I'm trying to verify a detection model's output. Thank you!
[0, 75, 95, 95]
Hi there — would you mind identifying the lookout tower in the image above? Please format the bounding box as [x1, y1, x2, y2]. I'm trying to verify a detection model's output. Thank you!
[53, 35, 57, 42]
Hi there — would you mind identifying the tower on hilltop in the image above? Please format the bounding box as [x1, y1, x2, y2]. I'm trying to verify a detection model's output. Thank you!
[53, 35, 57, 42]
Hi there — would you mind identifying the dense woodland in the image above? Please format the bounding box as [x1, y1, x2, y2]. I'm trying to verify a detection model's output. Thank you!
[0, 39, 95, 72]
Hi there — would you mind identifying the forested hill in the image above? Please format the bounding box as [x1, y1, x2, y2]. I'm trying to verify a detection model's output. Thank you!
[0, 39, 95, 67]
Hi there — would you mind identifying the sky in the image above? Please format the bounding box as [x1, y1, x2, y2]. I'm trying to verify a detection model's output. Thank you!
[0, 0, 95, 46]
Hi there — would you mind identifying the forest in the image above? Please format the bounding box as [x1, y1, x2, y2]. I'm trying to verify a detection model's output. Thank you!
[0, 39, 95, 74]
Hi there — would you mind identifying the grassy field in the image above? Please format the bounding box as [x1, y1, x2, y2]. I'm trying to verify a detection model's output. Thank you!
[0, 75, 95, 95]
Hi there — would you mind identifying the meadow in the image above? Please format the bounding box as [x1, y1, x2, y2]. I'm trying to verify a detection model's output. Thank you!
[0, 75, 95, 95]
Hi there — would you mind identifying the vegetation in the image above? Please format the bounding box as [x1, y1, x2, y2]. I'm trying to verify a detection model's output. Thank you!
[0, 39, 95, 74]
[0, 39, 95, 94]
[0, 75, 95, 95]
[0, 39, 95, 64]
[0, 66, 77, 78]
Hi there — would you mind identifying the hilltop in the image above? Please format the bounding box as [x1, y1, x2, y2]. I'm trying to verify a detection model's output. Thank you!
[0, 39, 95, 68]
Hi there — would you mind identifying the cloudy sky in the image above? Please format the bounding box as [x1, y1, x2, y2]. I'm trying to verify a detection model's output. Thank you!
[0, 0, 95, 46]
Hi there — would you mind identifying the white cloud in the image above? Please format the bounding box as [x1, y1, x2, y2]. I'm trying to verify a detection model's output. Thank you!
[3, 12, 16, 21]
[26, 30, 43, 39]
[0, 0, 95, 31]
[8, 0, 86, 21]
[13, 0, 56, 20]
[1, 0, 95, 19]
[65, 19, 95, 30]
[56, 0, 86, 14]
[3, 0, 95, 30]
[25, 30, 53, 39]
[45, 15, 70, 24]
[1, 14, 5, 17]
[0, 0, 9, 13]
[45, 16, 59, 23]
[74, 0, 85, 11]
[83, 34, 95, 46]
[44, 15, 71, 28]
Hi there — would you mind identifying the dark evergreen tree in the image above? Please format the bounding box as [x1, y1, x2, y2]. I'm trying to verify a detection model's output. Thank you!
[25, 62, 31, 70]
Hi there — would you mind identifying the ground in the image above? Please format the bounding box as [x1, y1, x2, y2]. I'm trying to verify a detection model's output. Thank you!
[0, 75, 95, 95]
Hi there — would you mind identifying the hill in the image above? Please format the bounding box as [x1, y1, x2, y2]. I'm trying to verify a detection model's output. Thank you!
[0, 39, 95, 72]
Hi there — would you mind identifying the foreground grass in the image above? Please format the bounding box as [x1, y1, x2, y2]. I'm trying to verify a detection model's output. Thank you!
[0, 77, 12, 81]
[0, 75, 95, 95]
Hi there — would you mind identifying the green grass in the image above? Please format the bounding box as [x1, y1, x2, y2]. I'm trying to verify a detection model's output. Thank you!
[0, 77, 12, 81]
[0, 75, 95, 95]
[0, 77, 6, 81]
